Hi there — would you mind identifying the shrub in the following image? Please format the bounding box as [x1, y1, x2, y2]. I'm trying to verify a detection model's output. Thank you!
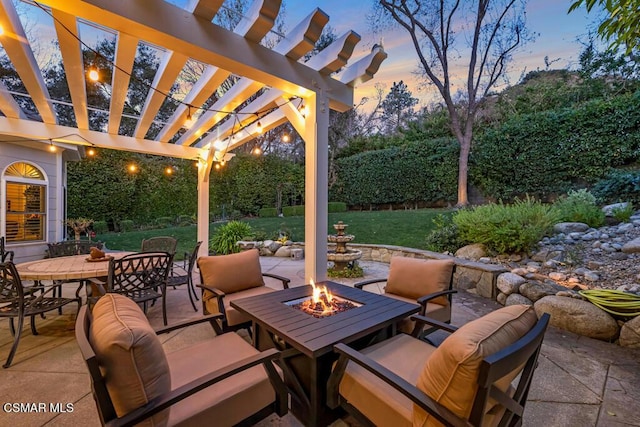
[328, 202, 347, 213]
[175, 215, 194, 226]
[425, 214, 466, 253]
[210, 221, 253, 255]
[282, 205, 305, 217]
[327, 261, 364, 278]
[553, 189, 605, 227]
[156, 216, 174, 228]
[612, 204, 634, 223]
[93, 220, 108, 234]
[592, 170, 640, 206]
[259, 207, 278, 217]
[119, 220, 134, 232]
[453, 198, 560, 254]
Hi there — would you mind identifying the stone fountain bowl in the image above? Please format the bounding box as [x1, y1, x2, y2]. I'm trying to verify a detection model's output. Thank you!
[328, 234, 355, 243]
[327, 249, 362, 263]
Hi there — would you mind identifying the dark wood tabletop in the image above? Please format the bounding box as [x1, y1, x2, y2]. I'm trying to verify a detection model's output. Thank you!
[231, 281, 420, 358]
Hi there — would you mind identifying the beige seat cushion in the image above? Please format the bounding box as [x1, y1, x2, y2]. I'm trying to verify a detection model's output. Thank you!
[203, 285, 276, 327]
[339, 334, 438, 427]
[166, 332, 275, 427]
[385, 257, 454, 306]
[414, 304, 538, 427]
[384, 293, 450, 334]
[198, 249, 265, 294]
[90, 294, 171, 427]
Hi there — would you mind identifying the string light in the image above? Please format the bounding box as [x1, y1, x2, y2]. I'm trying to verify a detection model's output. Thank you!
[48, 140, 57, 152]
[282, 133, 290, 143]
[128, 163, 138, 173]
[88, 66, 99, 82]
[256, 120, 263, 134]
[87, 148, 96, 156]
[165, 166, 174, 175]
[252, 145, 262, 156]
[214, 163, 221, 170]
[184, 105, 195, 129]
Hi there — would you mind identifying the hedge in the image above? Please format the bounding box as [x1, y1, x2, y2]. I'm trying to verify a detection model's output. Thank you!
[259, 207, 278, 217]
[282, 205, 305, 217]
[328, 202, 347, 213]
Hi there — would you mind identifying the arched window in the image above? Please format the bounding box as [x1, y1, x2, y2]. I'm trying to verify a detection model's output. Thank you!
[3, 162, 48, 242]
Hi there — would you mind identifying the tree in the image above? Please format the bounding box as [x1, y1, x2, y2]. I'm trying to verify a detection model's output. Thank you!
[380, 80, 418, 133]
[375, 0, 531, 206]
[569, 0, 640, 54]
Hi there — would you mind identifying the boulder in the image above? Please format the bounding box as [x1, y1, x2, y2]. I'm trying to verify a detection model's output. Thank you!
[505, 293, 533, 306]
[619, 315, 640, 348]
[497, 292, 507, 305]
[534, 296, 620, 341]
[622, 237, 640, 254]
[554, 222, 589, 234]
[455, 243, 488, 260]
[496, 272, 526, 295]
[274, 246, 292, 257]
[602, 202, 631, 216]
[519, 281, 561, 302]
[531, 249, 564, 263]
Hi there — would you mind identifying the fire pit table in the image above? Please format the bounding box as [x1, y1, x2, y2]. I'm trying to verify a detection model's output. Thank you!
[231, 280, 419, 427]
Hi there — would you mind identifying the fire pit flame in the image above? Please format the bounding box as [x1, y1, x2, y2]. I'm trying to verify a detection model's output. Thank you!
[286, 280, 361, 318]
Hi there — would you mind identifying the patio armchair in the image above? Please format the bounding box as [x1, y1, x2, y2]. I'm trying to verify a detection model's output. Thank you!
[197, 249, 290, 334]
[1, 261, 80, 368]
[141, 236, 178, 255]
[1, 236, 14, 262]
[47, 240, 104, 258]
[90, 252, 173, 325]
[166, 241, 202, 312]
[76, 293, 287, 427]
[327, 305, 550, 427]
[355, 257, 456, 336]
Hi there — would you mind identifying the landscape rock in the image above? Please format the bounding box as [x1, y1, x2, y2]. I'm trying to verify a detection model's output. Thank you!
[496, 292, 507, 305]
[505, 293, 533, 306]
[519, 281, 561, 302]
[602, 202, 631, 216]
[455, 243, 488, 260]
[618, 223, 635, 233]
[619, 316, 640, 348]
[584, 271, 600, 282]
[496, 272, 526, 295]
[534, 296, 620, 341]
[554, 222, 589, 234]
[274, 246, 292, 257]
[621, 238, 640, 253]
[548, 272, 568, 281]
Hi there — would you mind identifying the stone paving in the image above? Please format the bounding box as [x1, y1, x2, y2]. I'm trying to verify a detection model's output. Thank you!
[0, 257, 638, 427]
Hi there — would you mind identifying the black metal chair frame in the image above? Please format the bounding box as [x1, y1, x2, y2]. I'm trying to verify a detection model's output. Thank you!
[93, 252, 173, 326]
[197, 272, 291, 334]
[47, 240, 104, 258]
[354, 265, 457, 336]
[1, 236, 14, 262]
[1, 261, 81, 368]
[141, 236, 178, 255]
[327, 312, 551, 427]
[166, 241, 202, 312]
[75, 306, 288, 427]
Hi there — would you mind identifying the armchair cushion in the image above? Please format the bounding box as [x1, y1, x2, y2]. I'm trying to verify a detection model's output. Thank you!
[385, 257, 454, 305]
[89, 294, 171, 427]
[414, 304, 538, 426]
[384, 293, 449, 335]
[202, 285, 276, 327]
[198, 249, 265, 294]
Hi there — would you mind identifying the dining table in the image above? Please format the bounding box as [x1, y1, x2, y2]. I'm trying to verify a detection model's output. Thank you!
[15, 252, 134, 302]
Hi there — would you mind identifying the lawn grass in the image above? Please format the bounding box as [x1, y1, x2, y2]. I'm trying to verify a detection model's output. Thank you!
[96, 208, 453, 259]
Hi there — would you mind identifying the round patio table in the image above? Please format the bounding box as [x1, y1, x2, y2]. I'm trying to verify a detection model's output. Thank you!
[15, 252, 133, 281]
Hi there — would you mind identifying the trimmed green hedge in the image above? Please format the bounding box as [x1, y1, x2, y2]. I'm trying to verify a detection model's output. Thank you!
[119, 220, 134, 232]
[282, 205, 305, 217]
[328, 202, 347, 213]
[330, 138, 459, 207]
[259, 207, 278, 217]
[471, 92, 640, 200]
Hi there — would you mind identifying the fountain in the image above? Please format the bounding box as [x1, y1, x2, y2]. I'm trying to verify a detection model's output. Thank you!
[327, 221, 362, 271]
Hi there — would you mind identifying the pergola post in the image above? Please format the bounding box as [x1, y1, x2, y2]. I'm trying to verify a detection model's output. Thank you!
[196, 152, 213, 257]
[304, 92, 329, 283]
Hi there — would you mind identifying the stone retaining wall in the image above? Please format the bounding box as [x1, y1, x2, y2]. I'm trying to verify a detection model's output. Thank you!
[337, 243, 508, 299]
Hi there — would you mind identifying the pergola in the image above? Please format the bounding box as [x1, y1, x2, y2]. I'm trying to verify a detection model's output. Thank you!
[0, 0, 386, 281]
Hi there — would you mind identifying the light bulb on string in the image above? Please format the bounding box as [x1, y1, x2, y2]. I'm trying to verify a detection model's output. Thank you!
[88, 66, 99, 82]
[165, 166, 174, 175]
[87, 148, 96, 157]
[253, 145, 262, 156]
[184, 105, 195, 129]
[48, 140, 57, 152]
[214, 163, 221, 170]
[282, 133, 290, 143]
[128, 163, 138, 173]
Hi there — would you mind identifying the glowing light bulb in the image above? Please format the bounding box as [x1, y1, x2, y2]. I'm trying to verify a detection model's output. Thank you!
[48, 144, 57, 152]
[87, 148, 96, 156]
[253, 146, 262, 156]
[184, 106, 195, 129]
[128, 164, 138, 173]
[165, 167, 173, 175]
[88, 67, 99, 82]
[214, 163, 221, 170]
[282, 133, 290, 143]
[256, 121, 263, 134]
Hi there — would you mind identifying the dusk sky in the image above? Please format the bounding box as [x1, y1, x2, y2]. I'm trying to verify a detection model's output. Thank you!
[281, 1, 598, 109]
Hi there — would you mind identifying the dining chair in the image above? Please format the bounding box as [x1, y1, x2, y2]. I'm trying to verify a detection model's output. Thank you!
[47, 240, 104, 258]
[76, 293, 287, 426]
[1, 261, 81, 368]
[92, 252, 173, 326]
[141, 236, 178, 255]
[1, 237, 14, 262]
[197, 249, 290, 334]
[355, 256, 456, 337]
[166, 241, 202, 312]
[327, 305, 550, 427]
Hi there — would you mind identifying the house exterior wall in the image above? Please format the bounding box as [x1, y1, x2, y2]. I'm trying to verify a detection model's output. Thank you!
[0, 141, 78, 263]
